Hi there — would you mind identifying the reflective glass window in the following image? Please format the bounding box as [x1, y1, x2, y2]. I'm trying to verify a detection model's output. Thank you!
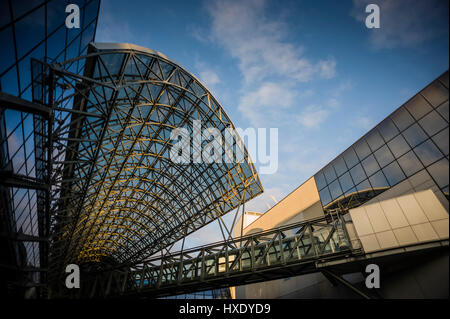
[414, 139, 444, 167]
[419, 110, 448, 137]
[432, 127, 449, 156]
[1, 66, 18, 95]
[14, 6, 45, 59]
[369, 170, 389, 190]
[329, 179, 343, 200]
[333, 157, 348, 177]
[402, 123, 428, 148]
[350, 163, 366, 185]
[46, 25, 67, 63]
[440, 72, 449, 88]
[343, 147, 359, 169]
[374, 145, 394, 168]
[0, 1, 10, 29]
[339, 172, 354, 192]
[421, 81, 449, 107]
[405, 94, 433, 120]
[323, 164, 337, 184]
[382, 161, 405, 186]
[315, 171, 327, 191]
[391, 107, 414, 131]
[11, 0, 42, 19]
[365, 130, 384, 152]
[319, 187, 332, 205]
[398, 150, 423, 177]
[427, 158, 449, 189]
[387, 134, 410, 158]
[378, 118, 399, 142]
[46, 0, 67, 31]
[0, 27, 15, 75]
[356, 179, 372, 194]
[354, 139, 371, 160]
[361, 154, 380, 177]
[436, 101, 449, 122]
[345, 187, 357, 197]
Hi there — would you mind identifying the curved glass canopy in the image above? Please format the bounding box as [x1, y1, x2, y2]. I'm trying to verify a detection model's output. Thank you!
[44, 43, 263, 270]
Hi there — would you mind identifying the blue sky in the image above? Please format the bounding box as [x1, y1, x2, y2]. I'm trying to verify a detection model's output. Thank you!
[96, 0, 449, 246]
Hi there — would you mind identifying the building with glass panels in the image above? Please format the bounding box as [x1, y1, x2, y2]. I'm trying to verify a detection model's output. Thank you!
[233, 71, 449, 299]
[0, 0, 101, 298]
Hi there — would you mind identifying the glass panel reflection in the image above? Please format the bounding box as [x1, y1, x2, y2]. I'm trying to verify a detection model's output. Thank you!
[388, 134, 410, 158]
[361, 154, 380, 177]
[421, 81, 449, 107]
[329, 179, 343, 200]
[378, 118, 399, 142]
[402, 123, 428, 148]
[405, 94, 433, 120]
[343, 147, 359, 169]
[369, 170, 389, 190]
[436, 101, 449, 122]
[319, 187, 332, 205]
[365, 130, 384, 152]
[333, 157, 348, 177]
[323, 164, 337, 184]
[427, 158, 449, 188]
[339, 172, 354, 193]
[350, 163, 366, 185]
[419, 110, 447, 137]
[374, 145, 394, 168]
[382, 161, 405, 186]
[432, 127, 449, 156]
[414, 139, 443, 166]
[314, 171, 327, 191]
[391, 107, 414, 131]
[354, 139, 371, 160]
[398, 150, 423, 177]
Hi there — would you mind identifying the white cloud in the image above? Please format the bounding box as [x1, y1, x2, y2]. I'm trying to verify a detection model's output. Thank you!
[351, 0, 449, 49]
[238, 82, 296, 127]
[205, 0, 336, 85]
[296, 105, 330, 129]
[353, 114, 374, 131]
[318, 58, 337, 79]
[95, 1, 142, 44]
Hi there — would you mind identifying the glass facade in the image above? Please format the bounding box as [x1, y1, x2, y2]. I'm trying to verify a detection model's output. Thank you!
[315, 71, 449, 211]
[0, 0, 100, 291]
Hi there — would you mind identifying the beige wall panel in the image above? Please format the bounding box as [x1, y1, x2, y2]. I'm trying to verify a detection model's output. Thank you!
[412, 223, 440, 242]
[380, 198, 409, 229]
[431, 219, 450, 239]
[396, 194, 429, 225]
[375, 230, 399, 249]
[393, 227, 418, 246]
[359, 234, 381, 252]
[414, 189, 449, 221]
[242, 177, 323, 235]
[350, 207, 374, 236]
[365, 202, 391, 233]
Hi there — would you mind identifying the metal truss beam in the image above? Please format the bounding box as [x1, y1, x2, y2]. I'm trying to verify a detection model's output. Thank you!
[0, 92, 51, 118]
[74, 215, 362, 298]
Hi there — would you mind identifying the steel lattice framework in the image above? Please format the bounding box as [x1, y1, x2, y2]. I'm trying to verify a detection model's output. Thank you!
[31, 43, 263, 286]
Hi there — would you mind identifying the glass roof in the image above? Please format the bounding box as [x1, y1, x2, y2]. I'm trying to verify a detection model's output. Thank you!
[43, 43, 263, 270]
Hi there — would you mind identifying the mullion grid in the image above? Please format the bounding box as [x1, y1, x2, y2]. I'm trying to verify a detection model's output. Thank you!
[316, 73, 449, 209]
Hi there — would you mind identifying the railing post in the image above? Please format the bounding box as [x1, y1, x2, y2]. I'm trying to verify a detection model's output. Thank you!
[309, 224, 319, 257]
[279, 230, 285, 265]
[250, 236, 255, 270]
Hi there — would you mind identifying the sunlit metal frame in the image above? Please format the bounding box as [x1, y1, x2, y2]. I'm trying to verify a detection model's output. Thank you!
[31, 43, 264, 289]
